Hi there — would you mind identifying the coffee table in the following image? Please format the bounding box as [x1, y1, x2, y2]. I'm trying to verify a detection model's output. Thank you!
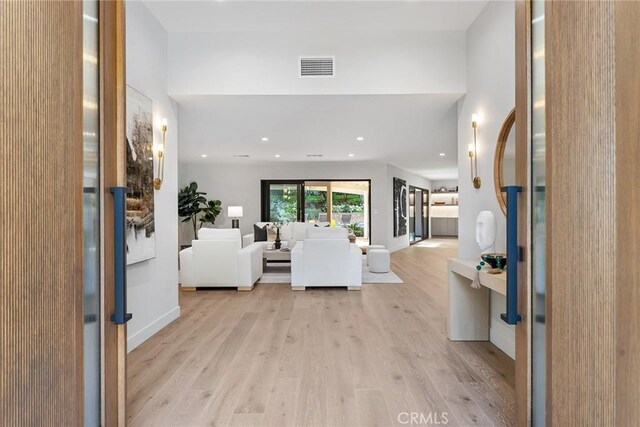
[262, 248, 292, 269]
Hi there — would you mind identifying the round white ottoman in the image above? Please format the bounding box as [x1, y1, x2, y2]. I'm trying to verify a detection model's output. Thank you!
[367, 245, 386, 265]
[368, 248, 390, 273]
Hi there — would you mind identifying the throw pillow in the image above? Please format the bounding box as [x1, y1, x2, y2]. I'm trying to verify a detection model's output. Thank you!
[253, 224, 268, 242]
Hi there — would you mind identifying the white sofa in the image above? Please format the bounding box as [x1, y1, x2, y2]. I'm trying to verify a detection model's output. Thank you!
[242, 221, 328, 249]
[291, 227, 362, 291]
[179, 228, 263, 291]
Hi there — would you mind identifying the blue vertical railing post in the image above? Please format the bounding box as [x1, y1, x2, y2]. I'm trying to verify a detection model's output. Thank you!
[501, 185, 523, 325]
[110, 187, 133, 325]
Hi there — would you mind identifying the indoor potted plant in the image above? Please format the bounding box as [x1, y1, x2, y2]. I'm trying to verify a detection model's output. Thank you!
[178, 182, 222, 240]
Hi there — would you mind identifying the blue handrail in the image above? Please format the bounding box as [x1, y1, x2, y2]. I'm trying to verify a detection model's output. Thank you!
[500, 186, 523, 325]
[110, 187, 133, 325]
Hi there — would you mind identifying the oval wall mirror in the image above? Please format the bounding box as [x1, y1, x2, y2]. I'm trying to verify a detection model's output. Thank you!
[494, 108, 516, 215]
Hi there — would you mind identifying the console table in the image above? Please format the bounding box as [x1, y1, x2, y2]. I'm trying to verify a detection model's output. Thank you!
[447, 258, 507, 341]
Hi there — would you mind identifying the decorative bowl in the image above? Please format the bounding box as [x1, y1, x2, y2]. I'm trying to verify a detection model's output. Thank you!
[481, 253, 507, 269]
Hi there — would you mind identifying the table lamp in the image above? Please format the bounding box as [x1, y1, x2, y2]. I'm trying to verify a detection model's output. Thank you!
[228, 206, 243, 229]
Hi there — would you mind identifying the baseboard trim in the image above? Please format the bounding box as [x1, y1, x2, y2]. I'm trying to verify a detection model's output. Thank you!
[127, 306, 181, 352]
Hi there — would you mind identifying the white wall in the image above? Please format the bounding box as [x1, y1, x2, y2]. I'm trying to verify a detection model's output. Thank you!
[167, 30, 466, 96]
[457, 1, 515, 358]
[126, 1, 180, 351]
[431, 179, 459, 191]
[178, 160, 429, 252]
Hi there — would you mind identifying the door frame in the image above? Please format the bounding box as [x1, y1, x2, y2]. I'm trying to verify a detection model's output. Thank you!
[514, 0, 532, 425]
[408, 185, 430, 244]
[100, 0, 128, 425]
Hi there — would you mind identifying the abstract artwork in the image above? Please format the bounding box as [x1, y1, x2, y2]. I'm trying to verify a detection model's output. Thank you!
[125, 86, 156, 265]
[393, 177, 407, 237]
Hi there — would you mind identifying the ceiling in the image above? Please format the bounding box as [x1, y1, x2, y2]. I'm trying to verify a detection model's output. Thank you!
[177, 94, 460, 180]
[143, 0, 485, 180]
[143, 0, 488, 32]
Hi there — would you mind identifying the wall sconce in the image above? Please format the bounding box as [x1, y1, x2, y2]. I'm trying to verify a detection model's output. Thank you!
[154, 118, 167, 190]
[469, 113, 481, 189]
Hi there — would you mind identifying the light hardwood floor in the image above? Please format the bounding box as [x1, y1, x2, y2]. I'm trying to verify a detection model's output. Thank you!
[127, 239, 515, 426]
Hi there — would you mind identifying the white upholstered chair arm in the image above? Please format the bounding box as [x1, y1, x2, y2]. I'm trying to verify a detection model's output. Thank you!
[179, 247, 195, 286]
[237, 243, 264, 288]
[291, 243, 304, 287]
[242, 233, 255, 248]
[347, 244, 363, 288]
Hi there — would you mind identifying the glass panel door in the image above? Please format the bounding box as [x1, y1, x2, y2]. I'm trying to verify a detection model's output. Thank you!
[267, 183, 302, 222]
[261, 180, 371, 245]
[82, 1, 101, 425]
[304, 183, 329, 222]
[409, 186, 430, 244]
[409, 188, 416, 242]
[422, 190, 430, 238]
[330, 181, 370, 245]
[530, 0, 546, 424]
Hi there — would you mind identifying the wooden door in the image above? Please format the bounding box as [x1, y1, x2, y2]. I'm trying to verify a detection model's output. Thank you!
[515, 0, 640, 424]
[102, 1, 129, 425]
[0, 2, 84, 424]
[0, 1, 128, 424]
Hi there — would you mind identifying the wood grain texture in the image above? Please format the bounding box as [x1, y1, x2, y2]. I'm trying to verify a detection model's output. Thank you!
[547, 1, 616, 424]
[101, 1, 128, 425]
[127, 240, 516, 426]
[514, 1, 531, 426]
[615, 1, 640, 425]
[0, 1, 83, 425]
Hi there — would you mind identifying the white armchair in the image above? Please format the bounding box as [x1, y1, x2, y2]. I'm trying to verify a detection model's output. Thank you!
[179, 228, 263, 291]
[291, 227, 362, 291]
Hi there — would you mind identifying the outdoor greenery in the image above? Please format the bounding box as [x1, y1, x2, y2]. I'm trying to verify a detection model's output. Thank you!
[270, 197, 298, 222]
[270, 187, 366, 226]
[332, 192, 365, 213]
[346, 222, 365, 237]
[178, 182, 222, 239]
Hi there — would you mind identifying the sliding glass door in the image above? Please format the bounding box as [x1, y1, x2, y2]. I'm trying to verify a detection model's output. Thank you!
[262, 181, 304, 222]
[409, 186, 429, 244]
[261, 180, 371, 245]
[304, 182, 329, 222]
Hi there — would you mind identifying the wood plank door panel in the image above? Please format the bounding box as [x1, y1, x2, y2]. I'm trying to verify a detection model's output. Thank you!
[101, 1, 129, 425]
[0, 1, 84, 424]
[516, 1, 640, 424]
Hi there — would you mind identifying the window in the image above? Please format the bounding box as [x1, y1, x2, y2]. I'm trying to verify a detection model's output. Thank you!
[261, 180, 371, 245]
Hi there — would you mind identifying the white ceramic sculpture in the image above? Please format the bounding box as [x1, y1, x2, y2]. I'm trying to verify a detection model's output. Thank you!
[476, 210, 497, 254]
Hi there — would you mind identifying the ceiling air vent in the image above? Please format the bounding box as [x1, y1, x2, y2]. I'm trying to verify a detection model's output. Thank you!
[306, 154, 324, 158]
[299, 56, 335, 78]
[232, 154, 250, 158]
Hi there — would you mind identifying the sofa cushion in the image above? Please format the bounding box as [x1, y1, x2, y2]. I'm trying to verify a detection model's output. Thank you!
[253, 224, 268, 242]
[198, 228, 241, 241]
[306, 227, 348, 240]
[293, 222, 312, 242]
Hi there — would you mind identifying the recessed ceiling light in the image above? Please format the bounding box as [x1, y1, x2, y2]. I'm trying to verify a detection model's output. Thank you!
[348, 153, 355, 157]
[261, 137, 269, 142]
[201, 154, 207, 158]
[439, 153, 446, 156]
[356, 137, 364, 141]
[275, 154, 281, 158]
